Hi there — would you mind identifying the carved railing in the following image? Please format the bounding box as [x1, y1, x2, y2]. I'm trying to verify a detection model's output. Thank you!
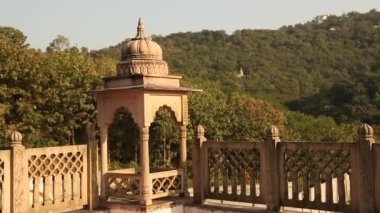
[278, 142, 352, 212]
[0, 129, 98, 213]
[194, 124, 379, 212]
[104, 171, 140, 200]
[26, 145, 88, 212]
[203, 142, 264, 204]
[0, 150, 10, 213]
[151, 169, 183, 199]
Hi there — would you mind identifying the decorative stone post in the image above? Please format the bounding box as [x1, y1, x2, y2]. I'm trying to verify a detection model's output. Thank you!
[86, 125, 99, 209]
[263, 125, 280, 211]
[193, 125, 206, 204]
[10, 131, 28, 213]
[99, 125, 108, 199]
[180, 125, 189, 196]
[140, 126, 152, 205]
[351, 123, 375, 212]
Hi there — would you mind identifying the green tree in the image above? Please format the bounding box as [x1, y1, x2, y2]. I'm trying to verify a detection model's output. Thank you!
[226, 93, 287, 141]
[46, 34, 70, 52]
[149, 107, 180, 168]
[108, 108, 139, 169]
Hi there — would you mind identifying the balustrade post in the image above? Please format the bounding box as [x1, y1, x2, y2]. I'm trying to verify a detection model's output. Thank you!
[351, 123, 375, 212]
[374, 141, 380, 212]
[180, 125, 189, 196]
[140, 126, 152, 205]
[263, 125, 280, 211]
[193, 125, 206, 204]
[10, 131, 28, 213]
[86, 125, 99, 209]
[99, 125, 108, 199]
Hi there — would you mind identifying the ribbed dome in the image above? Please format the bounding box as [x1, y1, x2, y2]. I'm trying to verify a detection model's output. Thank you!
[117, 18, 168, 76]
[121, 18, 163, 61]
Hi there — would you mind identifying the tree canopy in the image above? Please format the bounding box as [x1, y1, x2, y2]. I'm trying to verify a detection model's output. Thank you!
[1, 10, 378, 151]
[96, 10, 380, 131]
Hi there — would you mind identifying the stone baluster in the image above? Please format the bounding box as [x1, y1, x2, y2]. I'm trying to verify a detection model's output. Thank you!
[193, 125, 206, 204]
[263, 125, 280, 211]
[10, 131, 28, 213]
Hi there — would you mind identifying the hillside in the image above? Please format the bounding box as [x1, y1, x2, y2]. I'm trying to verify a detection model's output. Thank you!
[94, 10, 380, 125]
[1, 10, 379, 149]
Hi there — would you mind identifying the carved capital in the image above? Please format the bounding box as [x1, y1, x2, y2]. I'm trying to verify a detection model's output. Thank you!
[196, 125, 205, 137]
[266, 125, 280, 138]
[358, 123, 375, 144]
[180, 126, 187, 138]
[10, 131, 23, 147]
[140, 127, 149, 142]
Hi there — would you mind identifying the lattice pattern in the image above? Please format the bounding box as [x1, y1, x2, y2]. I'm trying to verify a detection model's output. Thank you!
[28, 152, 84, 177]
[283, 145, 352, 210]
[285, 149, 351, 176]
[206, 145, 262, 203]
[152, 175, 181, 194]
[208, 147, 260, 172]
[106, 176, 139, 196]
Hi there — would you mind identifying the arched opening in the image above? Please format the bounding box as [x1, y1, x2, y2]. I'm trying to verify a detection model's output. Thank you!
[108, 107, 140, 170]
[149, 106, 180, 169]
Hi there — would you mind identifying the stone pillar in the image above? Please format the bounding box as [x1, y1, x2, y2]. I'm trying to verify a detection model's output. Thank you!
[10, 131, 28, 213]
[86, 125, 99, 209]
[375, 141, 380, 213]
[180, 125, 189, 196]
[140, 126, 152, 205]
[351, 123, 375, 212]
[193, 125, 206, 204]
[99, 125, 108, 199]
[263, 125, 280, 211]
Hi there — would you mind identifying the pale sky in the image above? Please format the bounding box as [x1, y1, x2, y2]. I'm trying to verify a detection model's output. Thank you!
[1, 0, 379, 50]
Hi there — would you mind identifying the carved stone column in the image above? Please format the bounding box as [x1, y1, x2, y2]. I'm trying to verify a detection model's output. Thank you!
[140, 126, 152, 205]
[351, 123, 375, 212]
[99, 125, 108, 198]
[180, 125, 189, 196]
[193, 125, 206, 204]
[263, 125, 280, 211]
[86, 125, 99, 209]
[10, 131, 28, 213]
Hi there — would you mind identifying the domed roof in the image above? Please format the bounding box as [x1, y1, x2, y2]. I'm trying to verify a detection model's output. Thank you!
[121, 18, 163, 61]
[117, 18, 168, 76]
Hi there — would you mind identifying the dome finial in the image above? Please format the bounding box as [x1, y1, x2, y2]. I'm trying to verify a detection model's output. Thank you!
[135, 17, 145, 39]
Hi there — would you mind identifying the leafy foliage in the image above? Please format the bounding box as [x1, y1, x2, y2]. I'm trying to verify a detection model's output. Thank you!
[149, 107, 180, 168]
[0, 31, 113, 147]
[108, 108, 139, 169]
[96, 10, 380, 128]
[2, 10, 378, 151]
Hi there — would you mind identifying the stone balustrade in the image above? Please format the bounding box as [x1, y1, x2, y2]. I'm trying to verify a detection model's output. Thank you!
[0, 127, 98, 213]
[193, 124, 380, 212]
[1, 123, 379, 212]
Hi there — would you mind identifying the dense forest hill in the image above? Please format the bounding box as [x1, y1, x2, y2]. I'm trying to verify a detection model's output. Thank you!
[1, 10, 379, 157]
[95, 10, 380, 125]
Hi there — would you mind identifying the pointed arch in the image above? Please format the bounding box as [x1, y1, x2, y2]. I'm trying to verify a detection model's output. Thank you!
[149, 106, 181, 168]
[108, 107, 140, 169]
